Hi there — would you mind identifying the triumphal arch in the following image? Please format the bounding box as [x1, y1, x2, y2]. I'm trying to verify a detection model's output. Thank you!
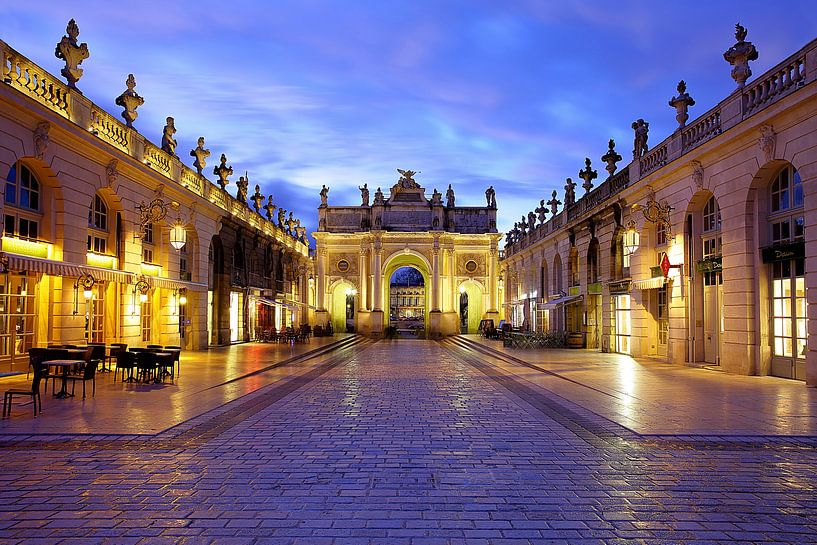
[313, 170, 502, 338]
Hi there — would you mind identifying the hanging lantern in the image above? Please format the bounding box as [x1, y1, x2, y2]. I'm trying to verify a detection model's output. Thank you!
[170, 222, 187, 250]
[624, 224, 640, 256]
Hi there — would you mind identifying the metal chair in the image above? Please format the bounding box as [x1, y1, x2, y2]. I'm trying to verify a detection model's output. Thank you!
[114, 350, 137, 383]
[3, 361, 46, 418]
[66, 359, 98, 399]
[164, 346, 182, 376]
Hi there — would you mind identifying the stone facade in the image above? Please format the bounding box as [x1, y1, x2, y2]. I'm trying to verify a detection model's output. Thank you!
[0, 31, 309, 372]
[314, 171, 501, 338]
[502, 32, 817, 386]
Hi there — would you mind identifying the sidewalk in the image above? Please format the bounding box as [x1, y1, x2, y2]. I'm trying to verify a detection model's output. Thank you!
[0, 336, 351, 436]
[462, 335, 817, 436]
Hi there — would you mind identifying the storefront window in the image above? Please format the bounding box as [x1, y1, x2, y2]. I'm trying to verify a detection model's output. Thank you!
[141, 297, 152, 342]
[613, 294, 631, 354]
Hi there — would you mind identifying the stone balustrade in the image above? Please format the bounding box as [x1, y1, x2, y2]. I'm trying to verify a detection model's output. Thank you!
[682, 108, 721, 151]
[639, 143, 668, 176]
[0, 38, 307, 257]
[1, 43, 69, 117]
[742, 52, 806, 115]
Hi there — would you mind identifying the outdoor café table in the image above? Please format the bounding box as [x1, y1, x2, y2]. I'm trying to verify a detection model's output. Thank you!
[152, 352, 173, 383]
[46, 359, 85, 398]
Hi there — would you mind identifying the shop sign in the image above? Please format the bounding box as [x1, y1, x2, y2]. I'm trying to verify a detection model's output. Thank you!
[761, 241, 804, 263]
[587, 282, 602, 295]
[696, 257, 723, 272]
[608, 280, 631, 294]
[568, 286, 580, 296]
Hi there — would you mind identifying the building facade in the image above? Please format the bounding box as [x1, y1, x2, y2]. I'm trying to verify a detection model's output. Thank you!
[502, 29, 817, 386]
[0, 26, 309, 373]
[313, 171, 502, 337]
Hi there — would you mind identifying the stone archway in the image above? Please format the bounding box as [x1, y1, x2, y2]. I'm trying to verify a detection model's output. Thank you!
[457, 279, 484, 334]
[328, 279, 357, 334]
[382, 252, 432, 334]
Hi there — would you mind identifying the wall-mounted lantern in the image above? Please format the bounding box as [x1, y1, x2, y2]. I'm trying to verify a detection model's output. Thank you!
[73, 273, 95, 315]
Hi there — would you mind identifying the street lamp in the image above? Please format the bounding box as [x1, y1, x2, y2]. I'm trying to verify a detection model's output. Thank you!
[169, 221, 187, 251]
[624, 222, 640, 256]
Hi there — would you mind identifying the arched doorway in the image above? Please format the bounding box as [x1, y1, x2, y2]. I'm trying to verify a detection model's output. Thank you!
[389, 266, 425, 337]
[382, 252, 431, 336]
[330, 280, 357, 334]
[458, 280, 484, 334]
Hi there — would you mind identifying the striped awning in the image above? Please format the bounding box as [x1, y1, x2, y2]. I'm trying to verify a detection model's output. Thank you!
[4, 253, 134, 284]
[3, 253, 208, 292]
[252, 297, 297, 311]
[631, 276, 668, 290]
[539, 294, 583, 309]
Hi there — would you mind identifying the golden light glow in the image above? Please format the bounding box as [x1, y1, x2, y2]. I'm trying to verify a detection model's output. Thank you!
[83, 288, 94, 300]
[1, 236, 51, 259]
[170, 222, 187, 250]
[140, 262, 161, 276]
[139, 292, 148, 303]
[179, 295, 187, 305]
[86, 251, 116, 269]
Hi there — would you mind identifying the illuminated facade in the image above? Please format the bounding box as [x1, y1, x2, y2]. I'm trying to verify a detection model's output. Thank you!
[0, 29, 309, 373]
[502, 31, 817, 385]
[313, 172, 502, 337]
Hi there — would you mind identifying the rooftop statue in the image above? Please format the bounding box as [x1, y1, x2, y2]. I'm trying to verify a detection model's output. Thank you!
[190, 137, 210, 176]
[161, 117, 177, 156]
[54, 19, 89, 92]
[359, 183, 369, 206]
[527, 211, 536, 231]
[277, 207, 286, 228]
[485, 186, 496, 208]
[251, 185, 265, 213]
[723, 23, 758, 89]
[632, 118, 649, 159]
[236, 174, 249, 205]
[213, 153, 233, 190]
[431, 188, 442, 205]
[397, 168, 420, 189]
[319, 184, 329, 206]
[446, 184, 455, 207]
[668, 80, 696, 128]
[564, 177, 576, 206]
[263, 195, 277, 221]
[114, 74, 144, 128]
[373, 187, 385, 205]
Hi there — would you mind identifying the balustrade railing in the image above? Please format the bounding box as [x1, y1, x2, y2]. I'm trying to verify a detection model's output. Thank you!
[639, 142, 667, 176]
[682, 109, 721, 151]
[90, 107, 129, 151]
[179, 167, 202, 195]
[1, 41, 69, 117]
[743, 53, 806, 115]
[143, 141, 171, 175]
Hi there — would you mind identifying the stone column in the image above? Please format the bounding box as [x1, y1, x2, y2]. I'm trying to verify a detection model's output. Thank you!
[448, 247, 456, 312]
[358, 248, 368, 311]
[316, 249, 326, 311]
[372, 238, 382, 311]
[432, 248, 441, 312]
[488, 241, 498, 313]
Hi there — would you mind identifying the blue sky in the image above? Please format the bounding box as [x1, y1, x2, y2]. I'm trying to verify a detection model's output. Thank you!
[3, 2, 816, 244]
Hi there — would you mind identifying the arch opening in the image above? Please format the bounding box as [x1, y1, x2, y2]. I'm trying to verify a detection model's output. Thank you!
[389, 265, 426, 338]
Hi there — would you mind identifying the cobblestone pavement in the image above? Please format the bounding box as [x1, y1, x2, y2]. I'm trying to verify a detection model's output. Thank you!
[1, 340, 817, 545]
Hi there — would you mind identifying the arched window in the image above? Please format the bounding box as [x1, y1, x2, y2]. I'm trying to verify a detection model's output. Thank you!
[568, 247, 579, 287]
[586, 239, 599, 284]
[769, 165, 804, 244]
[3, 163, 42, 240]
[87, 194, 109, 254]
[553, 255, 563, 294]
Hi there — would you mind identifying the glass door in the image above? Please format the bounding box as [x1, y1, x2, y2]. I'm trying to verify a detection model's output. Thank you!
[0, 274, 36, 373]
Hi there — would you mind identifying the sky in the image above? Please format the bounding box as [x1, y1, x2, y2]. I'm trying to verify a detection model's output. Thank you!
[3, 1, 816, 246]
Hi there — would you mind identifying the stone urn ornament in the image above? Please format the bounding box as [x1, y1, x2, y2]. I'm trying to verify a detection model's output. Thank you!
[213, 153, 233, 190]
[547, 190, 561, 215]
[54, 19, 89, 92]
[190, 137, 210, 176]
[723, 23, 758, 89]
[535, 199, 547, 225]
[601, 139, 622, 177]
[668, 80, 695, 129]
[263, 195, 277, 221]
[578, 158, 598, 193]
[115, 74, 144, 128]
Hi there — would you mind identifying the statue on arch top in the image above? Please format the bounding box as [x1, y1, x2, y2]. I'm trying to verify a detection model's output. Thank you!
[319, 184, 329, 206]
[446, 184, 455, 207]
[397, 168, 420, 189]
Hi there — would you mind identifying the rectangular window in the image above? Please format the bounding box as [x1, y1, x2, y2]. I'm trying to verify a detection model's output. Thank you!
[771, 259, 806, 359]
[144, 223, 154, 244]
[613, 294, 631, 354]
[657, 286, 669, 346]
[142, 247, 154, 264]
[141, 298, 152, 342]
[5, 181, 15, 205]
[17, 218, 38, 240]
[3, 215, 13, 236]
[87, 235, 107, 254]
[656, 222, 667, 246]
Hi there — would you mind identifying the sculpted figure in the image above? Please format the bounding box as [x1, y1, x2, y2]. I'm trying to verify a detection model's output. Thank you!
[632, 119, 649, 159]
[528, 211, 536, 230]
[359, 183, 369, 206]
[277, 207, 287, 228]
[161, 117, 177, 156]
[397, 168, 419, 188]
[319, 185, 329, 206]
[286, 211, 296, 234]
[263, 195, 277, 221]
[190, 137, 210, 176]
[236, 175, 249, 204]
[505, 230, 514, 246]
[54, 19, 89, 91]
[564, 177, 576, 206]
[446, 184, 455, 207]
[431, 188, 442, 205]
[485, 186, 496, 208]
[374, 187, 385, 205]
